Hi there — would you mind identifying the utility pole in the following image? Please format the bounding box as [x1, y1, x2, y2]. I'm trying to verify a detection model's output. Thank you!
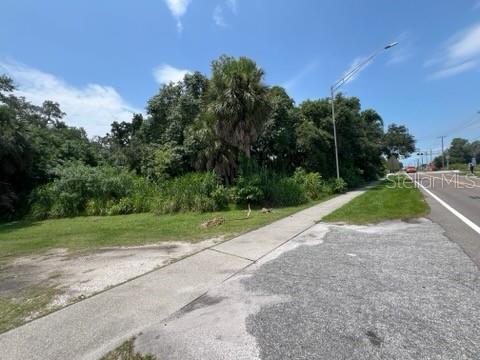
[329, 41, 399, 179]
[438, 136, 446, 169]
[330, 88, 340, 179]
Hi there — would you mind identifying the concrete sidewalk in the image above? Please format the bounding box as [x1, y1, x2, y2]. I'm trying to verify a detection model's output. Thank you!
[0, 189, 365, 360]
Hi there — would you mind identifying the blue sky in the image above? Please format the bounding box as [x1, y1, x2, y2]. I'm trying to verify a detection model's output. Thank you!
[1, 0, 480, 163]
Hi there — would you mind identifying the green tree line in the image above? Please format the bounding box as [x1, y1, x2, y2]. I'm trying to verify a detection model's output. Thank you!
[0, 55, 415, 220]
[433, 137, 480, 168]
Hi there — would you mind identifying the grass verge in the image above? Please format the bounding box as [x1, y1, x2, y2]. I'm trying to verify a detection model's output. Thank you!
[323, 176, 429, 224]
[0, 286, 58, 333]
[100, 338, 156, 360]
[0, 201, 328, 260]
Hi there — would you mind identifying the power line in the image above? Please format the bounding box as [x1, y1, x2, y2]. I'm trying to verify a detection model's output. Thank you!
[415, 114, 480, 142]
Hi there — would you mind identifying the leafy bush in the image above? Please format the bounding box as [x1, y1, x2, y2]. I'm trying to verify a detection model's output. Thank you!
[265, 176, 308, 206]
[340, 168, 365, 188]
[326, 178, 347, 194]
[154, 172, 228, 214]
[292, 167, 324, 200]
[29, 163, 156, 219]
[230, 174, 264, 205]
[232, 170, 309, 207]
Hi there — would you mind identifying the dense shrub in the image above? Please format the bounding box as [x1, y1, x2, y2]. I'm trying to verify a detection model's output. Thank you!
[154, 172, 228, 214]
[340, 168, 365, 188]
[29, 163, 156, 219]
[28, 161, 347, 220]
[264, 176, 308, 206]
[326, 178, 347, 194]
[292, 167, 324, 200]
[230, 174, 264, 205]
[232, 170, 311, 207]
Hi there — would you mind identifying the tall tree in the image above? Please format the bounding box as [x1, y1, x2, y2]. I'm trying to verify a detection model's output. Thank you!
[383, 123, 415, 158]
[208, 55, 271, 158]
[254, 86, 297, 170]
[0, 74, 98, 219]
[295, 100, 332, 175]
[448, 137, 471, 164]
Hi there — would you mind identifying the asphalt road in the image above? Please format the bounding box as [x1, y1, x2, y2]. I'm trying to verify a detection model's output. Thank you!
[134, 220, 480, 359]
[410, 172, 480, 267]
[412, 172, 480, 225]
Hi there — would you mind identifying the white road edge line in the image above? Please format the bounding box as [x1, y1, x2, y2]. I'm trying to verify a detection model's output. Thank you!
[414, 180, 480, 235]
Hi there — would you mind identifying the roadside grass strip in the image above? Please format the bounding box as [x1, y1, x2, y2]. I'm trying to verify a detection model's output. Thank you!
[0, 202, 326, 260]
[323, 176, 429, 224]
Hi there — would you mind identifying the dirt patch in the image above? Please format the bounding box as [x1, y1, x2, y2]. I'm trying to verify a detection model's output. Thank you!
[1, 237, 224, 327]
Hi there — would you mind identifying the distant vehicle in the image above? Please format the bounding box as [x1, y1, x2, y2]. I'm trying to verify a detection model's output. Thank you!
[405, 166, 417, 173]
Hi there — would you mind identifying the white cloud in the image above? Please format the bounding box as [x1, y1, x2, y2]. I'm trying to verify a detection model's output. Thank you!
[213, 0, 239, 27]
[429, 60, 478, 79]
[226, 0, 237, 14]
[213, 5, 227, 27]
[153, 64, 191, 84]
[283, 61, 318, 90]
[447, 23, 480, 61]
[164, 0, 191, 33]
[0, 60, 141, 137]
[427, 23, 480, 79]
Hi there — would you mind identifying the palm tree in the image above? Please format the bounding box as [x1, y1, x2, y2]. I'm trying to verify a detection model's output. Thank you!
[208, 55, 271, 158]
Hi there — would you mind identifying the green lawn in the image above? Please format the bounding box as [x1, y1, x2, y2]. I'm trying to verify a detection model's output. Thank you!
[322, 176, 429, 224]
[0, 202, 325, 260]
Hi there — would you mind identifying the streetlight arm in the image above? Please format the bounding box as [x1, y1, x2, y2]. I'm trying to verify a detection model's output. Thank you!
[331, 42, 398, 92]
[331, 50, 381, 92]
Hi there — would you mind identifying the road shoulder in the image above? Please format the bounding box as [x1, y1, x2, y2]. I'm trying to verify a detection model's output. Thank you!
[422, 189, 480, 269]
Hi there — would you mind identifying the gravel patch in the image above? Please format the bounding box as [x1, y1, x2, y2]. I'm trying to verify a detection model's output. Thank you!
[3, 238, 224, 311]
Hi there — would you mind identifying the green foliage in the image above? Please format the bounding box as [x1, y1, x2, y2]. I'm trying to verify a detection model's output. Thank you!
[433, 138, 480, 169]
[383, 123, 416, 158]
[154, 172, 228, 214]
[292, 167, 324, 200]
[448, 138, 471, 164]
[263, 176, 308, 206]
[327, 178, 347, 194]
[230, 174, 265, 205]
[338, 167, 364, 189]
[208, 55, 271, 160]
[151, 145, 185, 180]
[254, 86, 297, 171]
[29, 164, 155, 219]
[1, 55, 417, 220]
[231, 168, 327, 207]
[0, 77, 100, 219]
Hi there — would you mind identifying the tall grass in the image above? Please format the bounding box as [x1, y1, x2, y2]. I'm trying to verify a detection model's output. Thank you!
[28, 164, 346, 219]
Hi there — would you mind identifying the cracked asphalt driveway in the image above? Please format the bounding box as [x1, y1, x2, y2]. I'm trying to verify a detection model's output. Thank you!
[135, 219, 480, 360]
